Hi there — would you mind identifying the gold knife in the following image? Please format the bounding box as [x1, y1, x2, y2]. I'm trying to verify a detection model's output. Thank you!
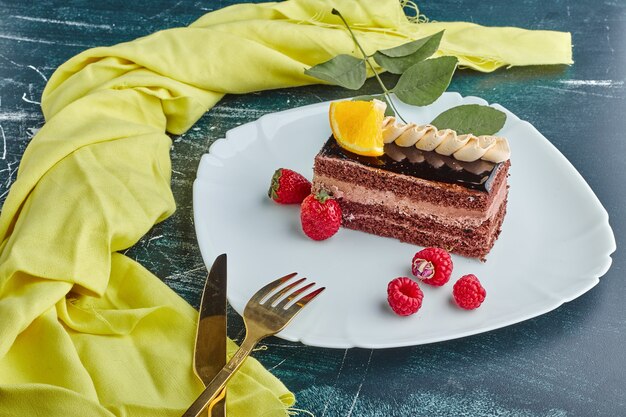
[193, 254, 227, 417]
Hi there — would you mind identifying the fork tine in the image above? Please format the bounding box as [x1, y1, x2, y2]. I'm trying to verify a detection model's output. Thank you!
[285, 286, 326, 314]
[248, 272, 298, 305]
[263, 277, 307, 306]
[275, 282, 315, 309]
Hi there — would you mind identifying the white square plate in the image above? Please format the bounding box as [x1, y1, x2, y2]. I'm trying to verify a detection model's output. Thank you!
[193, 93, 616, 349]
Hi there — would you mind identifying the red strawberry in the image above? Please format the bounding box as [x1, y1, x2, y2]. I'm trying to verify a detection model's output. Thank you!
[300, 190, 342, 241]
[268, 168, 311, 204]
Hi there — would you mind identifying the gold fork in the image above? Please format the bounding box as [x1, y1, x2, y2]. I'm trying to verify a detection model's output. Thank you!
[182, 272, 325, 417]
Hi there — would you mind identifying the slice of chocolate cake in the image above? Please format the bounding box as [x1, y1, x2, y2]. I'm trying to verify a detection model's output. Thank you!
[312, 118, 510, 260]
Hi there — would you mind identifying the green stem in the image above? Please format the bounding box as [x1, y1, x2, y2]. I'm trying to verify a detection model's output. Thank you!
[332, 9, 407, 123]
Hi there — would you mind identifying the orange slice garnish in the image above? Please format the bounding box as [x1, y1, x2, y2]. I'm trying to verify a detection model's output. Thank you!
[329, 99, 386, 157]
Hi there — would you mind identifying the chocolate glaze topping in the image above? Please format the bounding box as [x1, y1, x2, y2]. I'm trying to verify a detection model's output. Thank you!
[320, 137, 502, 192]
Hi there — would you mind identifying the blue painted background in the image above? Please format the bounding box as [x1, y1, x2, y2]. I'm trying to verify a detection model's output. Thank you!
[0, 1, 624, 415]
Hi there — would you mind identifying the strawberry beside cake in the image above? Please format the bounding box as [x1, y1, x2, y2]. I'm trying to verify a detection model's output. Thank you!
[312, 101, 511, 260]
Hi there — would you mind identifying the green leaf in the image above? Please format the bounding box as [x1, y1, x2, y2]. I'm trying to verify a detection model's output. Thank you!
[351, 94, 395, 117]
[373, 31, 444, 74]
[304, 55, 366, 90]
[392, 56, 457, 106]
[431, 104, 507, 136]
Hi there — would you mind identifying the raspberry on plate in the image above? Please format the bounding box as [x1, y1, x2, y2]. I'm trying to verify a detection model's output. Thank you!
[411, 247, 453, 286]
[300, 190, 342, 241]
[268, 168, 311, 204]
[453, 274, 486, 310]
[387, 277, 424, 316]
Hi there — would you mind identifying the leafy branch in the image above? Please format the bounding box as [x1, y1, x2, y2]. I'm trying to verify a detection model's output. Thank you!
[304, 9, 506, 136]
[330, 9, 405, 122]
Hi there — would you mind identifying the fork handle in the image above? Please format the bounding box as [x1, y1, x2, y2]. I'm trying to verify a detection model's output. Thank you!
[182, 337, 259, 417]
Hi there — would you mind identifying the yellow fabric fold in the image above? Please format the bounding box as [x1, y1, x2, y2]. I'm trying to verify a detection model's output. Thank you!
[0, 1, 571, 416]
[413, 21, 573, 71]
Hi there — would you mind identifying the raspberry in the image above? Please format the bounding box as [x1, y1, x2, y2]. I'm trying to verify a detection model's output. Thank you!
[453, 274, 486, 310]
[411, 247, 453, 286]
[387, 277, 423, 316]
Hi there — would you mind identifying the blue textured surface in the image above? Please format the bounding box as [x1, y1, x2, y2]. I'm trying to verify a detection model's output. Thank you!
[0, 1, 624, 416]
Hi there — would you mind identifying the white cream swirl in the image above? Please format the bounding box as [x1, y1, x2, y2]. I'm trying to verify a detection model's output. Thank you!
[382, 116, 510, 163]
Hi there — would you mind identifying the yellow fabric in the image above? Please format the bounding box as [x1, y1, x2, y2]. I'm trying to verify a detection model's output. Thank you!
[0, 0, 571, 416]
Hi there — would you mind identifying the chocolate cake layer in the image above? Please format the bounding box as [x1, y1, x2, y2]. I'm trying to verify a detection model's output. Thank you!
[313, 172, 508, 229]
[313, 155, 510, 215]
[319, 137, 501, 192]
[342, 200, 507, 260]
[314, 142, 510, 212]
[340, 197, 507, 239]
[312, 136, 511, 260]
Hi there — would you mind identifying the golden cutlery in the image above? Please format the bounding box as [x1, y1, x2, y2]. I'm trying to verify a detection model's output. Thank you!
[182, 272, 324, 417]
[194, 254, 228, 417]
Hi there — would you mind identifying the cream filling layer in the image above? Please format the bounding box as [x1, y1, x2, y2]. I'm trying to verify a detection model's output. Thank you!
[313, 175, 507, 228]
